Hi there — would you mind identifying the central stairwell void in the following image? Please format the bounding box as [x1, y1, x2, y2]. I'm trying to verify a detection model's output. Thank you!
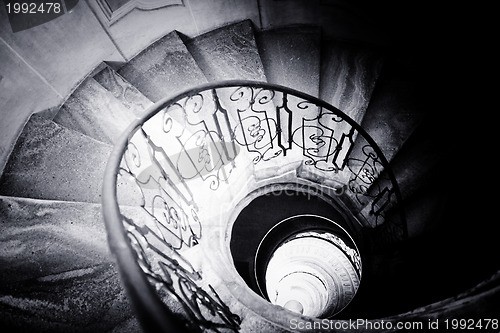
[103, 80, 404, 332]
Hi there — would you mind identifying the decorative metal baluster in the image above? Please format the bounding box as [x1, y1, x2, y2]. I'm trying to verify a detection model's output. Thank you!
[275, 92, 293, 156]
[211, 88, 239, 163]
[230, 86, 281, 163]
[103, 81, 406, 332]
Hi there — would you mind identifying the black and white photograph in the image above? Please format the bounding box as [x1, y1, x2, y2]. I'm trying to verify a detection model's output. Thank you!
[0, 0, 498, 332]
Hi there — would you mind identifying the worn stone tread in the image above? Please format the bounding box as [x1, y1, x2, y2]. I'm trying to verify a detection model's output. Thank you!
[255, 25, 321, 96]
[0, 196, 112, 283]
[0, 114, 112, 203]
[0, 263, 135, 333]
[53, 77, 137, 145]
[93, 65, 153, 117]
[320, 39, 384, 124]
[185, 20, 267, 82]
[0, 196, 142, 332]
[118, 31, 207, 102]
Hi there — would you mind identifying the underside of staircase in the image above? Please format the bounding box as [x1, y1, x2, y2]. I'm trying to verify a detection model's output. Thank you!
[1, 19, 499, 332]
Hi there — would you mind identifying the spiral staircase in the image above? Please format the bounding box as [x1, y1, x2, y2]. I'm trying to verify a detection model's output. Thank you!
[1, 19, 499, 332]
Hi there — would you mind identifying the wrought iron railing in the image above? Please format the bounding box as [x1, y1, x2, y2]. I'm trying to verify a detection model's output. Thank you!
[102, 81, 406, 332]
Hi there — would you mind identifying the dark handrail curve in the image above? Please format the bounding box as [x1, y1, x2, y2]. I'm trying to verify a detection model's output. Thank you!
[102, 80, 406, 332]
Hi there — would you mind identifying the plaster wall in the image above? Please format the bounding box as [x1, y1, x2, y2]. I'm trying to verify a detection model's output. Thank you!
[0, 0, 121, 173]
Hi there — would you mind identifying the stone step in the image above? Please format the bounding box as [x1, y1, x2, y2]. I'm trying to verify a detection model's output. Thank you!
[319, 40, 384, 124]
[0, 196, 112, 283]
[0, 196, 138, 332]
[312, 40, 385, 199]
[182, 20, 270, 172]
[117, 31, 207, 102]
[255, 25, 321, 97]
[53, 77, 138, 144]
[380, 117, 447, 202]
[93, 65, 153, 117]
[1, 263, 135, 332]
[0, 195, 149, 332]
[358, 59, 425, 163]
[343, 50, 438, 244]
[0, 114, 112, 203]
[184, 20, 267, 82]
[345, 118, 447, 245]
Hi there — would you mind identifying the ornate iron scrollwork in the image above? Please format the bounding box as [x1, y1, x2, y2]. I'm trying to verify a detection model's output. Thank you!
[103, 81, 406, 332]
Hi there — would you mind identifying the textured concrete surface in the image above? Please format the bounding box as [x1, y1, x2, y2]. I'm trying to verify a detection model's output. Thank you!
[93, 66, 153, 117]
[0, 196, 139, 332]
[359, 56, 425, 163]
[255, 25, 321, 96]
[118, 31, 207, 102]
[53, 77, 138, 145]
[0, 196, 111, 283]
[185, 20, 267, 82]
[0, 114, 112, 203]
[320, 40, 384, 124]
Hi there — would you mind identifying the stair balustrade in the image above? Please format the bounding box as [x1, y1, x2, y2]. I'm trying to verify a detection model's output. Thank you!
[102, 80, 406, 332]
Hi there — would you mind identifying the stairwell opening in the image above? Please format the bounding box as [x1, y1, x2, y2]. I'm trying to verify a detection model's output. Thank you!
[229, 184, 362, 319]
[102, 81, 411, 330]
